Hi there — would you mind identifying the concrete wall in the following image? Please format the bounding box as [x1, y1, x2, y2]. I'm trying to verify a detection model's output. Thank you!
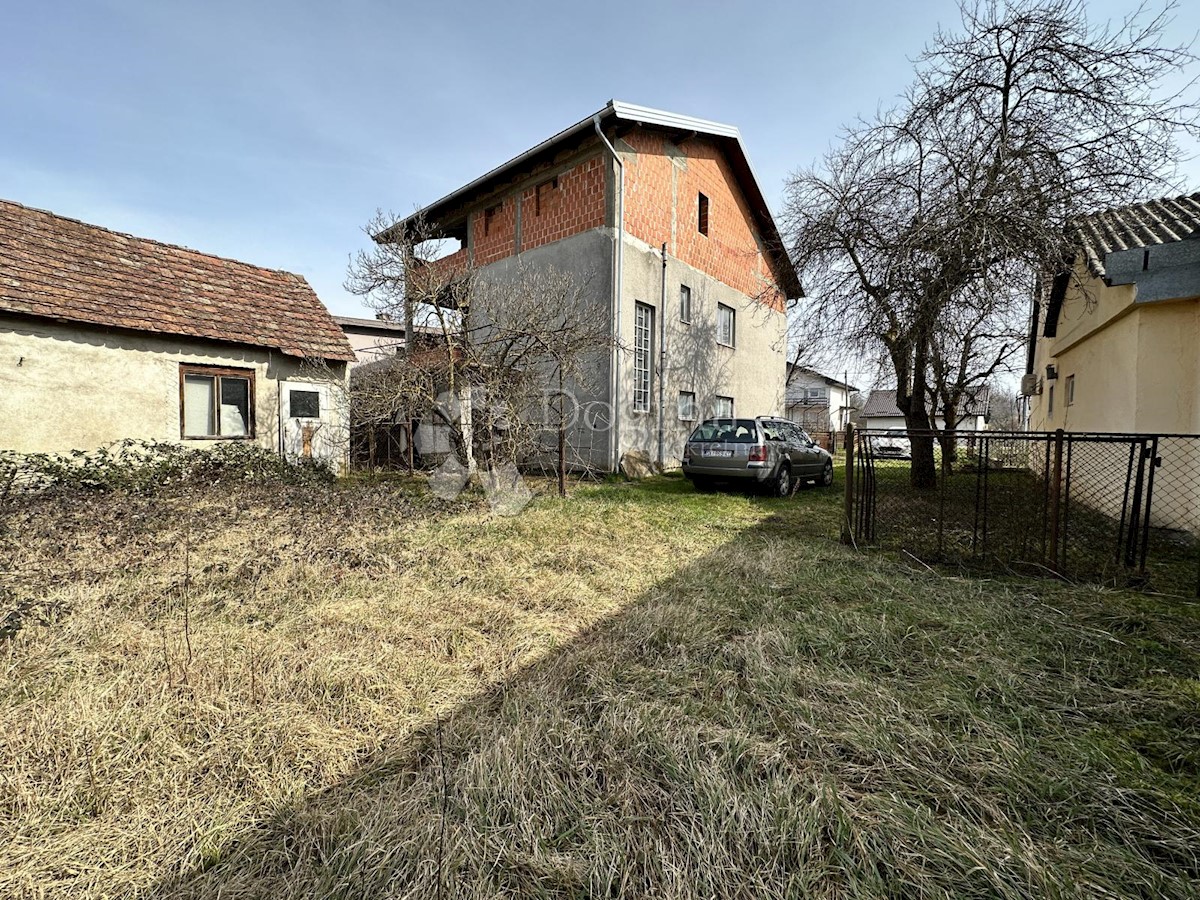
[342, 328, 404, 366]
[0, 317, 350, 470]
[617, 233, 787, 468]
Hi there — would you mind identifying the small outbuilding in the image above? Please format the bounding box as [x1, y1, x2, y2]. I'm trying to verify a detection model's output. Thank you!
[0, 199, 355, 470]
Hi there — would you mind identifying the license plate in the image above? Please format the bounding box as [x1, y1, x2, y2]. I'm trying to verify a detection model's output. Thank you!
[703, 448, 733, 457]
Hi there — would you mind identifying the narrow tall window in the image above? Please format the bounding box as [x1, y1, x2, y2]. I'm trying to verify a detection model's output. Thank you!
[1066, 374, 1075, 406]
[717, 303, 735, 347]
[180, 365, 254, 438]
[484, 204, 500, 236]
[678, 391, 697, 422]
[1048, 385, 1055, 417]
[697, 193, 710, 235]
[714, 395, 734, 419]
[535, 178, 557, 216]
[633, 302, 654, 413]
[680, 284, 692, 323]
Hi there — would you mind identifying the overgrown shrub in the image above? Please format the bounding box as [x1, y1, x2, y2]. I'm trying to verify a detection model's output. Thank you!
[0, 440, 333, 498]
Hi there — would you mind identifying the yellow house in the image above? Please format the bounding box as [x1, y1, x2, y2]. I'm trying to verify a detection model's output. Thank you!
[1025, 192, 1200, 531]
[0, 199, 355, 470]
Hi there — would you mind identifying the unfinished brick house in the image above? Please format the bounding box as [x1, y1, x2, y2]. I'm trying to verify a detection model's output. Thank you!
[398, 101, 802, 472]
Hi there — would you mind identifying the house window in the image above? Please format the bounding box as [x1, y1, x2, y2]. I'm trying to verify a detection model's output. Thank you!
[290, 389, 320, 418]
[717, 303, 735, 347]
[1066, 375, 1075, 406]
[714, 395, 734, 419]
[535, 178, 557, 216]
[678, 391, 697, 421]
[680, 284, 692, 323]
[1048, 385, 1055, 417]
[483, 204, 500, 236]
[805, 387, 828, 402]
[180, 365, 254, 439]
[633, 302, 654, 413]
[698, 193, 710, 236]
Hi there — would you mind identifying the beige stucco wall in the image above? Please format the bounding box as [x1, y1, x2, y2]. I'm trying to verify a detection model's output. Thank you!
[1028, 269, 1200, 531]
[0, 317, 350, 470]
[618, 234, 787, 467]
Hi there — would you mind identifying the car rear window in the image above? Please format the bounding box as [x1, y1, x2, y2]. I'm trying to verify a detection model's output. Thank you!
[688, 419, 760, 443]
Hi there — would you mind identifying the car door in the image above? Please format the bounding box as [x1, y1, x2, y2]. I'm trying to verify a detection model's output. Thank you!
[787, 423, 821, 476]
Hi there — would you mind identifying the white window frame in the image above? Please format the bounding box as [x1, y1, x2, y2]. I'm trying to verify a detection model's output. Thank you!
[633, 302, 654, 413]
[678, 390, 697, 421]
[717, 303, 735, 348]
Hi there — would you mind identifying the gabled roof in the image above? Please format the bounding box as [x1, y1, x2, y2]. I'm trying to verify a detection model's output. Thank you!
[862, 387, 990, 420]
[399, 100, 802, 299]
[0, 199, 354, 361]
[787, 362, 857, 392]
[1076, 192, 1200, 279]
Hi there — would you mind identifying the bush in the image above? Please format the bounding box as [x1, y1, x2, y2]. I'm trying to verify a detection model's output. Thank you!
[0, 440, 333, 498]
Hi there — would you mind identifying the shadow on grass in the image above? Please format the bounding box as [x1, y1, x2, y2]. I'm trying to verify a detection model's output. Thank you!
[148, 480, 1200, 899]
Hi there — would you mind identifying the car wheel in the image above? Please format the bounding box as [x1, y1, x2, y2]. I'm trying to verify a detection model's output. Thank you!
[820, 460, 834, 487]
[771, 464, 792, 498]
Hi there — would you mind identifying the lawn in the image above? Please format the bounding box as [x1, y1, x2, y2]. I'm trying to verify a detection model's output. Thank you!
[2, 473, 1199, 898]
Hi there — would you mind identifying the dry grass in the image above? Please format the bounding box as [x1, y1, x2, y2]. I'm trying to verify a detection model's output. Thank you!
[2, 474, 1199, 898]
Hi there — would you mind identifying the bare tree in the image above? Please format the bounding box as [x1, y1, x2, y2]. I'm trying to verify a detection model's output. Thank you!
[785, 0, 1197, 487]
[346, 213, 616, 495]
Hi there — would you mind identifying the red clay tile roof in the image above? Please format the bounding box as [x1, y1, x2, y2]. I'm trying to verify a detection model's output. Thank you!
[0, 199, 355, 362]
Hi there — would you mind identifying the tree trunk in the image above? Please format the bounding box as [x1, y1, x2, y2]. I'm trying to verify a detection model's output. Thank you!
[557, 372, 567, 497]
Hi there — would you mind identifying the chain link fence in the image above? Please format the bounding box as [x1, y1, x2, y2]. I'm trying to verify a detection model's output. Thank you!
[845, 428, 1200, 597]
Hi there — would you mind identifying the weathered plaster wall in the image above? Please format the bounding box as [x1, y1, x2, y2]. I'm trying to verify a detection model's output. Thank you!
[0, 317, 349, 470]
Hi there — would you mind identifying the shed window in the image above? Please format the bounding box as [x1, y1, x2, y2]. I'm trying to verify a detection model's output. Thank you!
[180, 365, 253, 438]
[698, 193, 710, 235]
[291, 389, 320, 418]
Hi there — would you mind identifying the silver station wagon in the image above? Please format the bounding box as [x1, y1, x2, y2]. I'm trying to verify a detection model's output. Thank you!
[682, 416, 834, 497]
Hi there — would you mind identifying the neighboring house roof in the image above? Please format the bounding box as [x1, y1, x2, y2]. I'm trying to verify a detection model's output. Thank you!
[787, 363, 857, 392]
[862, 387, 991, 420]
[396, 100, 802, 299]
[0, 199, 354, 361]
[1076, 192, 1200, 279]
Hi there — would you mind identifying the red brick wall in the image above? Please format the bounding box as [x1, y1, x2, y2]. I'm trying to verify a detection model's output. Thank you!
[472, 197, 516, 267]
[519, 156, 607, 252]
[622, 130, 785, 311]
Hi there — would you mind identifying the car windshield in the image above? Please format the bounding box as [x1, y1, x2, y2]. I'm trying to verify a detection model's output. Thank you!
[688, 419, 759, 443]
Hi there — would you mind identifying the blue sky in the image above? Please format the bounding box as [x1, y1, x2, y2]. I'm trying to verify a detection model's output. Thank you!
[5, 0, 1199, 329]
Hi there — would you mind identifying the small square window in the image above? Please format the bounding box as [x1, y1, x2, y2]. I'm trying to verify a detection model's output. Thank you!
[678, 391, 697, 421]
[680, 284, 691, 323]
[698, 193, 710, 236]
[716, 303, 735, 347]
[290, 389, 320, 418]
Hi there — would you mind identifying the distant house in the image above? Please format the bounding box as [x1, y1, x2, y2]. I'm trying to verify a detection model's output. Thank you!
[785, 364, 856, 434]
[859, 388, 990, 432]
[388, 100, 802, 471]
[0, 199, 354, 470]
[336, 315, 443, 367]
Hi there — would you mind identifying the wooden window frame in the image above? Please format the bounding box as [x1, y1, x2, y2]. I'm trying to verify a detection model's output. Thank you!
[179, 363, 256, 440]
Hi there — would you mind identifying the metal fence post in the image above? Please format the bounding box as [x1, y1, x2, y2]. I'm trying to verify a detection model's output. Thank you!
[1048, 428, 1064, 572]
[842, 422, 855, 545]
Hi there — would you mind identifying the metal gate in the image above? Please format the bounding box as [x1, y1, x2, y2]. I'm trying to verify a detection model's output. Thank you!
[845, 427, 1199, 596]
